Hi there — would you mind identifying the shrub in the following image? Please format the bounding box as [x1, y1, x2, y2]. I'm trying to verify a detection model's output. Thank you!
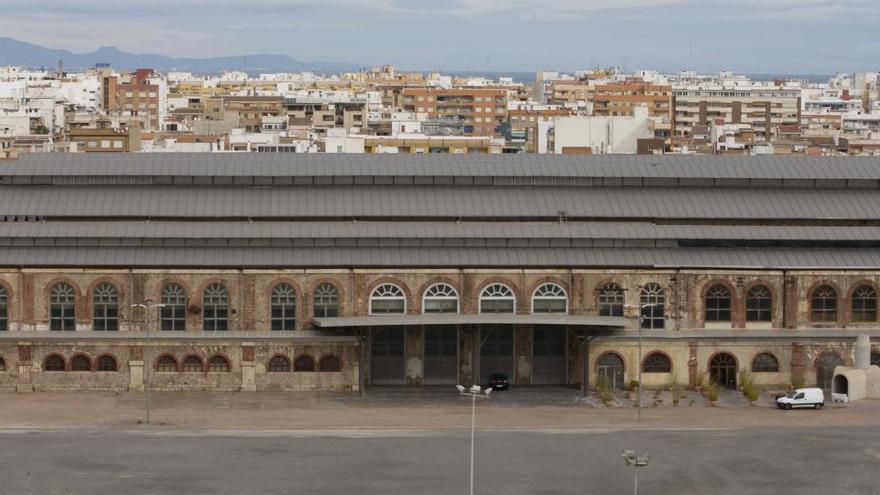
[628, 379, 640, 392]
[695, 373, 706, 391]
[743, 382, 760, 402]
[670, 380, 682, 406]
[704, 381, 720, 403]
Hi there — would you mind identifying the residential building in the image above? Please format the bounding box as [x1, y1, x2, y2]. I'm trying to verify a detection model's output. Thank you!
[401, 88, 508, 136]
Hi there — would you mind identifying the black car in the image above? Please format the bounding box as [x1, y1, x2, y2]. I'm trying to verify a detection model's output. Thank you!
[488, 373, 509, 390]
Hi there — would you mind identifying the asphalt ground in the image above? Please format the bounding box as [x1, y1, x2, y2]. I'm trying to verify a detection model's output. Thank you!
[0, 426, 878, 495]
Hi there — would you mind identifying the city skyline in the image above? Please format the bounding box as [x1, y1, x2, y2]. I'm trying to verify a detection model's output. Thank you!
[0, 0, 877, 73]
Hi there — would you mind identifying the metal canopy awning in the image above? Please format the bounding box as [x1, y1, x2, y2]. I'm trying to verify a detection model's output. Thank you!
[311, 314, 629, 328]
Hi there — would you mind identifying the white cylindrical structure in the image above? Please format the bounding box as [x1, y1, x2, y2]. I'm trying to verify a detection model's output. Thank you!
[855, 335, 871, 369]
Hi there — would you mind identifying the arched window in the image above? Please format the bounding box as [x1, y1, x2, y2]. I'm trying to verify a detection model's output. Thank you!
[751, 353, 779, 372]
[182, 355, 204, 372]
[0, 285, 7, 331]
[156, 355, 178, 372]
[71, 355, 91, 372]
[596, 353, 625, 390]
[203, 284, 229, 331]
[0, 357, 5, 372]
[49, 283, 76, 331]
[160, 284, 187, 331]
[370, 283, 406, 314]
[642, 352, 671, 373]
[44, 354, 65, 372]
[745, 285, 772, 322]
[294, 355, 315, 372]
[811, 285, 837, 322]
[270, 283, 297, 331]
[96, 355, 117, 372]
[704, 285, 731, 322]
[208, 355, 230, 372]
[319, 355, 341, 372]
[532, 283, 568, 314]
[479, 283, 515, 314]
[268, 355, 291, 372]
[640, 283, 665, 329]
[871, 352, 880, 367]
[851, 285, 877, 322]
[313, 283, 339, 318]
[92, 283, 119, 331]
[422, 283, 459, 314]
[597, 283, 624, 317]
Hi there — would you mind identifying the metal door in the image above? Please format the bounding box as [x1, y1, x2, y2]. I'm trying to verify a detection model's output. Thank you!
[479, 325, 514, 385]
[816, 352, 843, 391]
[370, 326, 405, 385]
[532, 326, 567, 384]
[424, 326, 458, 385]
[596, 353, 625, 390]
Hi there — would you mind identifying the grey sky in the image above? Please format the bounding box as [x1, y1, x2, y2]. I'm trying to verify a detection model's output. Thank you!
[0, 0, 878, 73]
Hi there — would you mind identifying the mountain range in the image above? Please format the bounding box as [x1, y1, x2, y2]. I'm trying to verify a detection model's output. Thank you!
[0, 37, 363, 74]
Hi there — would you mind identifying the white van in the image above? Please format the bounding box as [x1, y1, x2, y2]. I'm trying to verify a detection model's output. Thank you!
[776, 388, 825, 410]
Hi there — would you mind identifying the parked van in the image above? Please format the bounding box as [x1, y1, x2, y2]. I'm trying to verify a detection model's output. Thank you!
[776, 388, 825, 410]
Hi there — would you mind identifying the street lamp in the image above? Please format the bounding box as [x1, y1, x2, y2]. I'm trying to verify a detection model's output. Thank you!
[622, 450, 650, 495]
[456, 384, 492, 495]
[623, 303, 660, 422]
[131, 300, 165, 425]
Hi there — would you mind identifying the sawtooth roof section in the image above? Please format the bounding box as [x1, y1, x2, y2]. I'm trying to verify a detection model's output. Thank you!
[3, 153, 880, 180]
[0, 186, 876, 220]
[0, 246, 879, 269]
[0, 221, 880, 241]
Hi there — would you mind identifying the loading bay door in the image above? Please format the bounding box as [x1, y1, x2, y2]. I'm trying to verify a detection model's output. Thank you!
[370, 326, 405, 385]
[423, 326, 458, 385]
[480, 325, 514, 384]
[531, 325, 567, 385]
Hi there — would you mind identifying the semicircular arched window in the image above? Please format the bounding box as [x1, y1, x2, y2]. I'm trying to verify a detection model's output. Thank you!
[268, 355, 291, 372]
[639, 283, 666, 329]
[271, 283, 297, 331]
[160, 283, 187, 331]
[480, 283, 515, 314]
[44, 354, 66, 372]
[532, 283, 568, 314]
[182, 355, 204, 372]
[370, 283, 406, 314]
[92, 282, 119, 331]
[851, 285, 877, 322]
[319, 355, 341, 372]
[422, 283, 459, 314]
[96, 355, 117, 372]
[203, 283, 229, 331]
[294, 355, 315, 372]
[208, 355, 230, 372]
[745, 285, 772, 323]
[156, 355, 178, 372]
[810, 285, 837, 322]
[313, 283, 339, 318]
[751, 352, 779, 373]
[704, 285, 731, 322]
[0, 285, 8, 331]
[642, 352, 671, 373]
[597, 283, 624, 317]
[70, 354, 91, 372]
[49, 283, 76, 331]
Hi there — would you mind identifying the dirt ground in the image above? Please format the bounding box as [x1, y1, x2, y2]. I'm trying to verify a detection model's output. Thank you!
[0, 387, 876, 431]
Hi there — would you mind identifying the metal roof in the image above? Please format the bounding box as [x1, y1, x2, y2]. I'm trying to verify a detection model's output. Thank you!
[1, 221, 879, 241]
[4, 153, 880, 180]
[0, 185, 875, 220]
[312, 314, 629, 328]
[0, 246, 878, 269]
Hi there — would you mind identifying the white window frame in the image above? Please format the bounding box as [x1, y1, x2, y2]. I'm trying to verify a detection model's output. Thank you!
[479, 283, 516, 314]
[531, 283, 568, 314]
[422, 283, 460, 314]
[369, 283, 407, 315]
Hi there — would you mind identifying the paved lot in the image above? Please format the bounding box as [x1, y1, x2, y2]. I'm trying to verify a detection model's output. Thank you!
[0, 426, 878, 495]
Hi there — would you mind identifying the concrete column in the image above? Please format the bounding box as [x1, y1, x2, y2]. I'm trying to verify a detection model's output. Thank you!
[459, 325, 475, 386]
[405, 325, 423, 385]
[515, 324, 532, 385]
[128, 360, 144, 392]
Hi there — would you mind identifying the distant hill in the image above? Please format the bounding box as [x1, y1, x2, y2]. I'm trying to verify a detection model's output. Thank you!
[0, 37, 363, 74]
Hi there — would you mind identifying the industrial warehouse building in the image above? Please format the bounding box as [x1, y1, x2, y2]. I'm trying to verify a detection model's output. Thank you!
[0, 153, 879, 393]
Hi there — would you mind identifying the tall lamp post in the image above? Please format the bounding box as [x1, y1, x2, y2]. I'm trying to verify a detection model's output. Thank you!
[623, 303, 659, 422]
[456, 384, 492, 495]
[131, 300, 165, 424]
[622, 450, 650, 495]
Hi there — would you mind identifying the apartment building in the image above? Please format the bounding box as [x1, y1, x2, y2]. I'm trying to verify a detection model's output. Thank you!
[401, 88, 508, 136]
[673, 86, 801, 141]
[100, 69, 160, 130]
[203, 96, 285, 133]
[285, 95, 366, 132]
[592, 80, 673, 120]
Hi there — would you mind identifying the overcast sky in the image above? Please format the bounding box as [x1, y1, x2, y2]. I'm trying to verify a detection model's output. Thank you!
[0, 0, 877, 73]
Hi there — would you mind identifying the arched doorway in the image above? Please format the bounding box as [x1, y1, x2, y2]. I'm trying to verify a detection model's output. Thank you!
[816, 352, 843, 391]
[596, 353, 625, 390]
[709, 353, 738, 389]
